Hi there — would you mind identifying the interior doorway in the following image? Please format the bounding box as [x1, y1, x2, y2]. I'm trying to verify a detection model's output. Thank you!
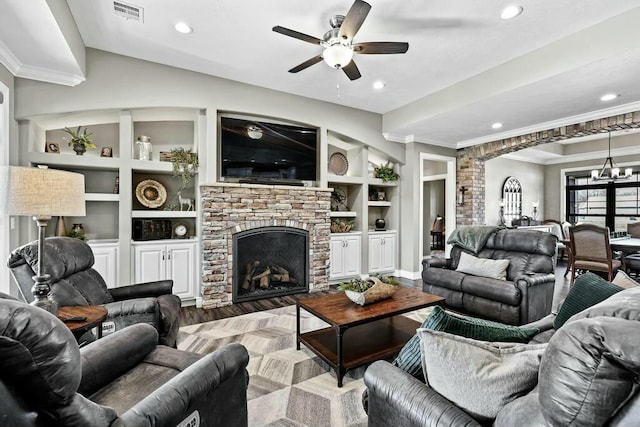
[0, 83, 10, 293]
[419, 153, 456, 262]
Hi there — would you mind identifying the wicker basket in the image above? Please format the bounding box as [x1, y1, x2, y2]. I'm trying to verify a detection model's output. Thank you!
[330, 221, 354, 233]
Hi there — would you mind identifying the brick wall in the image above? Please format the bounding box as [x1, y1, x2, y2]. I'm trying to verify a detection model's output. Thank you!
[457, 110, 640, 225]
[200, 183, 332, 308]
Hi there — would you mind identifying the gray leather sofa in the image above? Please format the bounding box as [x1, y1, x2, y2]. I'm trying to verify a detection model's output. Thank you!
[0, 295, 249, 427]
[423, 228, 556, 325]
[363, 285, 640, 426]
[8, 236, 181, 347]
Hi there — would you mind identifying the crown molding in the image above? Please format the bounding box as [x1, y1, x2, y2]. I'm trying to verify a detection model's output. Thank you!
[0, 40, 21, 75]
[503, 145, 640, 165]
[0, 40, 84, 87]
[456, 100, 640, 149]
[383, 132, 457, 149]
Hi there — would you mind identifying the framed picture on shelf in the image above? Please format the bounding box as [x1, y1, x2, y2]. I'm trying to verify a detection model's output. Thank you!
[100, 146, 113, 157]
[45, 142, 60, 154]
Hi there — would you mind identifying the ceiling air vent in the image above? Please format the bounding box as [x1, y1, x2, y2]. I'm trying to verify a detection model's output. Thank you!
[113, 1, 143, 22]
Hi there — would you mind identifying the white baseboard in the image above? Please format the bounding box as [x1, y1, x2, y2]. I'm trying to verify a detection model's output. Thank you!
[396, 269, 422, 281]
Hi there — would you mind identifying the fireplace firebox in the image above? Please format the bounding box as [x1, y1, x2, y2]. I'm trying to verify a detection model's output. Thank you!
[232, 226, 309, 303]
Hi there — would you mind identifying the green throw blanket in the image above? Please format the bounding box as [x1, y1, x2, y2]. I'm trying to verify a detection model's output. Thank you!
[447, 226, 500, 254]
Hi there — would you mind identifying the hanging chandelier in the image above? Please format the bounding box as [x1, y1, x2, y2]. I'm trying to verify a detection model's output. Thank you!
[591, 132, 632, 181]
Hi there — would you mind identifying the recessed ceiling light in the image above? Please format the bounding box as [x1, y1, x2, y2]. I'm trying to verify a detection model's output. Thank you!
[600, 93, 619, 102]
[492, 122, 503, 129]
[373, 81, 386, 90]
[500, 5, 523, 20]
[174, 22, 193, 34]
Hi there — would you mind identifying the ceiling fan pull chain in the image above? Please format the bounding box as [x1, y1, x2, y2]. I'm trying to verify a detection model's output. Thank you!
[336, 69, 341, 98]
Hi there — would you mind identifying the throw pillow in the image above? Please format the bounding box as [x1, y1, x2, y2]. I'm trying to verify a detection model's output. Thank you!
[456, 252, 510, 280]
[418, 329, 547, 421]
[392, 306, 539, 381]
[553, 272, 623, 329]
[611, 270, 640, 289]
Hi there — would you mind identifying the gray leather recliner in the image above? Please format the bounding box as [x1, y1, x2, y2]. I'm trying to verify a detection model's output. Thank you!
[0, 295, 249, 427]
[7, 236, 181, 347]
[423, 228, 556, 325]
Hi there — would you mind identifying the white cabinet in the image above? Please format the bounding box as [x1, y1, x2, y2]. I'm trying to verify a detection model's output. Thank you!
[330, 233, 362, 280]
[368, 231, 397, 274]
[88, 240, 119, 288]
[133, 239, 198, 300]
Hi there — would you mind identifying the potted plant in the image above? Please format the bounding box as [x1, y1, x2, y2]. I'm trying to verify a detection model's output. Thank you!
[374, 161, 399, 182]
[169, 147, 199, 188]
[63, 126, 96, 155]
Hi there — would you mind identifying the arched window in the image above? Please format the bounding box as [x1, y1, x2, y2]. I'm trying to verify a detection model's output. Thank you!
[502, 177, 522, 225]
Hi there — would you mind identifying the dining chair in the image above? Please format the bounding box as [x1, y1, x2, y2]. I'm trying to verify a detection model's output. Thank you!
[627, 222, 640, 238]
[569, 224, 622, 286]
[542, 219, 567, 262]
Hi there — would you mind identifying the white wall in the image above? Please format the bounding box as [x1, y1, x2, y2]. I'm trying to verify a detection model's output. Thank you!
[0, 62, 16, 294]
[485, 156, 545, 225]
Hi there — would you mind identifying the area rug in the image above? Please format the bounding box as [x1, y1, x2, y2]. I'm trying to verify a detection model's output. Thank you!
[177, 304, 433, 427]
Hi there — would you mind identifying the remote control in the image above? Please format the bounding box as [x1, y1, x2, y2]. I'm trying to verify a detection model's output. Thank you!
[62, 316, 87, 322]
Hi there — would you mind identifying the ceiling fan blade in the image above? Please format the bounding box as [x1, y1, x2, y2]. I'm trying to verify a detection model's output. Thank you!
[339, 0, 371, 40]
[288, 55, 324, 73]
[353, 42, 409, 54]
[272, 26, 322, 45]
[342, 60, 361, 81]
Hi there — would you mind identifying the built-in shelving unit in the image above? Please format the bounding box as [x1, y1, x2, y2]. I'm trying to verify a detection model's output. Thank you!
[22, 107, 205, 303]
[326, 132, 400, 281]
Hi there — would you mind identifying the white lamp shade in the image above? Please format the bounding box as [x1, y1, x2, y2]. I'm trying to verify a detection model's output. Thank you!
[323, 44, 354, 68]
[1, 166, 86, 217]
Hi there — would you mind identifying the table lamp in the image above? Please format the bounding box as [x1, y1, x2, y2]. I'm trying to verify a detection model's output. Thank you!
[1, 166, 85, 315]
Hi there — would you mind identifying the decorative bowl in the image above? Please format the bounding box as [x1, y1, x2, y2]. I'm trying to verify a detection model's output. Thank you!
[342, 277, 397, 306]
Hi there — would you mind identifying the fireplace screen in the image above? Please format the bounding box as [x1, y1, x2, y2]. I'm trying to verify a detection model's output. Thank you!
[232, 226, 309, 303]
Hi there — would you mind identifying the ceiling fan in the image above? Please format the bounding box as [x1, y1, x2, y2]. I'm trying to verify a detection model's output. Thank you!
[272, 0, 409, 81]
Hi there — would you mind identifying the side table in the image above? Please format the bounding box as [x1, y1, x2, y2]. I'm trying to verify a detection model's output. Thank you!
[58, 305, 108, 339]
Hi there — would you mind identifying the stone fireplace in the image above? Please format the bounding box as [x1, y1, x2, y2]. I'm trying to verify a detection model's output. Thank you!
[200, 183, 331, 308]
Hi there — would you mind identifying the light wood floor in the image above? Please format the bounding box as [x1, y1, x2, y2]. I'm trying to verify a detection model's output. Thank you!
[179, 259, 572, 326]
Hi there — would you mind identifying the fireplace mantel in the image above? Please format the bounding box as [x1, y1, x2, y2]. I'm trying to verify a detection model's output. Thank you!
[200, 183, 332, 308]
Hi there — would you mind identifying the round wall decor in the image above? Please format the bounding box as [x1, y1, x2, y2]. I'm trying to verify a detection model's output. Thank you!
[329, 152, 349, 176]
[135, 179, 167, 208]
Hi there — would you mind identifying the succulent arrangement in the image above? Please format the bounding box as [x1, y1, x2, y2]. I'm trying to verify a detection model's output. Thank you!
[338, 275, 399, 292]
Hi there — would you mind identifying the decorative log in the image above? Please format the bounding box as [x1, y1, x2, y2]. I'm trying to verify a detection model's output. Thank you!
[241, 261, 260, 291]
[259, 276, 270, 289]
[270, 265, 290, 282]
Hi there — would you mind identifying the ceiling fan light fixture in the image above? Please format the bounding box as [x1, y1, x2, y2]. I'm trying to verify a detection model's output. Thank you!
[500, 5, 523, 20]
[323, 44, 354, 69]
[247, 126, 263, 140]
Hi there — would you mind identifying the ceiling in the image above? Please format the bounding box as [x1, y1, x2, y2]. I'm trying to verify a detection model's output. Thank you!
[1, 0, 640, 155]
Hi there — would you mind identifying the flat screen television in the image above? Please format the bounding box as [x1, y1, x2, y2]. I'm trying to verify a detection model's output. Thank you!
[220, 116, 318, 184]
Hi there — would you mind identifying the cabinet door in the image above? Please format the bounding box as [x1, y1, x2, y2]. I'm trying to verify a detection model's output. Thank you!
[343, 235, 361, 276]
[368, 234, 384, 273]
[89, 243, 119, 288]
[380, 234, 396, 272]
[166, 242, 196, 299]
[134, 243, 166, 283]
[330, 237, 347, 278]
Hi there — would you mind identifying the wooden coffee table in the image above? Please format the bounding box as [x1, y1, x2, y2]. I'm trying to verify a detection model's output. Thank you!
[296, 287, 445, 387]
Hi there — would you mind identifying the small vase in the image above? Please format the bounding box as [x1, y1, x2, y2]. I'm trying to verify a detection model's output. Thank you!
[72, 144, 86, 156]
[375, 218, 386, 230]
[72, 223, 84, 233]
